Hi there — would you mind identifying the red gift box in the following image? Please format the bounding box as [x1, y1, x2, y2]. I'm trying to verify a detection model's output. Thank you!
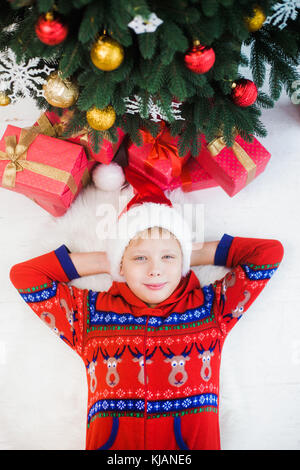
[35, 111, 125, 166]
[128, 124, 190, 185]
[0, 125, 90, 217]
[130, 156, 218, 193]
[196, 134, 271, 197]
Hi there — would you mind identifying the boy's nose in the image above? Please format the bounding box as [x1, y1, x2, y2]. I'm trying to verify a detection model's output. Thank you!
[149, 269, 161, 276]
[148, 261, 162, 276]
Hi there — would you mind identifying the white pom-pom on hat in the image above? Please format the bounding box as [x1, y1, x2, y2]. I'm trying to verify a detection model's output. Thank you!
[92, 162, 125, 191]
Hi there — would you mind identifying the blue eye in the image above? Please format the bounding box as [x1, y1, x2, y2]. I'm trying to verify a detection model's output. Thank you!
[134, 256, 146, 261]
[163, 255, 174, 259]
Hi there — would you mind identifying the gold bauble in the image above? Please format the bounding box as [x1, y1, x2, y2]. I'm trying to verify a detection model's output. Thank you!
[43, 72, 79, 108]
[0, 92, 11, 106]
[90, 35, 124, 71]
[244, 6, 266, 32]
[86, 105, 116, 131]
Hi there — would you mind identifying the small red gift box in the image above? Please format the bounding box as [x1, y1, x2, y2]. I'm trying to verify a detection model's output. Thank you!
[0, 125, 90, 217]
[130, 156, 218, 193]
[127, 124, 190, 185]
[35, 111, 125, 166]
[196, 133, 271, 197]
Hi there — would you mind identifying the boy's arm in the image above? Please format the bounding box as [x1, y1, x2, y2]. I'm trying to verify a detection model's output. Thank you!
[9, 245, 108, 356]
[68, 251, 110, 277]
[191, 241, 219, 266]
[197, 234, 284, 336]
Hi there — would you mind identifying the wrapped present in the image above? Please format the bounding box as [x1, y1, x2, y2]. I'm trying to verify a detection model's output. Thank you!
[130, 156, 218, 194]
[35, 111, 125, 165]
[127, 123, 190, 185]
[0, 125, 91, 217]
[196, 133, 271, 197]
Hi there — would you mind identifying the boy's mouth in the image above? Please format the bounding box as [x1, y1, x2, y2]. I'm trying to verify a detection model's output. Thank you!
[144, 282, 167, 290]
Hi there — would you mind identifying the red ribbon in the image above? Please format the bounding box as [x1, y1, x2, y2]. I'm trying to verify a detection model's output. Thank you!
[180, 163, 193, 192]
[140, 122, 183, 178]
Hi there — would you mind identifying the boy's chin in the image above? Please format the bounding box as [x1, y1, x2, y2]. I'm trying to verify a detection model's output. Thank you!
[142, 287, 174, 305]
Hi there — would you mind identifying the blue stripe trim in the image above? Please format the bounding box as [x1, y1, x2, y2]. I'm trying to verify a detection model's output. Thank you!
[174, 416, 190, 450]
[88, 394, 218, 423]
[88, 284, 215, 328]
[97, 417, 119, 450]
[54, 244, 80, 281]
[20, 281, 57, 303]
[214, 234, 234, 266]
[243, 264, 278, 280]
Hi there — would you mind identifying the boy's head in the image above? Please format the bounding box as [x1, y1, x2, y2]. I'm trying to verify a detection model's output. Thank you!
[106, 166, 193, 305]
[119, 226, 183, 308]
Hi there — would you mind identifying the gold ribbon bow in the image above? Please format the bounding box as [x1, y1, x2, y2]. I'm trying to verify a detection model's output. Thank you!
[207, 136, 257, 185]
[36, 111, 74, 138]
[140, 123, 183, 178]
[0, 127, 79, 194]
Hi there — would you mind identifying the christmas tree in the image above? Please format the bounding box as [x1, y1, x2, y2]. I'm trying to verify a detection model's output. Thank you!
[1, 0, 300, 156]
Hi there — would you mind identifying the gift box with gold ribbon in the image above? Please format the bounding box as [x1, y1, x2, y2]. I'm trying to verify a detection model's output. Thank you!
[35, 111, 125, 165]
[0, 125, 91, 217]
[127, 123, 191, 186]
[130, 156, 218, 193]
[196, 133, 271, 197]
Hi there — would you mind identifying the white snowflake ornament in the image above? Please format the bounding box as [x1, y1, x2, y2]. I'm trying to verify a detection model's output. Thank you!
[265, 0, 300, 29]
[128, 13, 163, 34]
[123, 95, 185, 122]
[0, 48, 55, 103]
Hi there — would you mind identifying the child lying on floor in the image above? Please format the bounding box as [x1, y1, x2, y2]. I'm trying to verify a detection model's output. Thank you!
[9, 167, 284, 450]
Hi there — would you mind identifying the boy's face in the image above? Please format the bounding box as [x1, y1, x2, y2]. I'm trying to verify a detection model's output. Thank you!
[119, 227, 182, 308]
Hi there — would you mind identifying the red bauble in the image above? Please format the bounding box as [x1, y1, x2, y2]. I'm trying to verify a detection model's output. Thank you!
[35, 13, 68, 46]
[231, 78, 258, 107]
[184, 41, 215, 74]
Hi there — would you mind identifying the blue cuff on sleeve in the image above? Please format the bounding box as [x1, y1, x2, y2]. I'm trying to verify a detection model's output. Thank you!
[54, 244, 81, 280]
[214, 234, 234, 266]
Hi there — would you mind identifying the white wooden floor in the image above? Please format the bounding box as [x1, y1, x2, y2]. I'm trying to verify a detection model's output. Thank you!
[1, 89, 300, 449]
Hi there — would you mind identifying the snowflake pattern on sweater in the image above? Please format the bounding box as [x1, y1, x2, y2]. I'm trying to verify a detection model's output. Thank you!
[9, 234, 284, 450]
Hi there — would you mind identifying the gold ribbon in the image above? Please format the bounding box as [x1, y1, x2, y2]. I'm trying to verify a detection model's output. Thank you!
[207, 136, 257, 185]
[37, 112, 114, 161]
[36, 111, 75, 138]
[36, 114, 91, 186]
[0, 127, 79, 194]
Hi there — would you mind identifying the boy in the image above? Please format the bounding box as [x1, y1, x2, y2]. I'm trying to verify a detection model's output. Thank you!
[9, 167, 284, 450]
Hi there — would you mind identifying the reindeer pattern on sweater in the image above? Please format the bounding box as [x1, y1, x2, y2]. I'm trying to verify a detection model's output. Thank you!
[9, 235, 284, 450]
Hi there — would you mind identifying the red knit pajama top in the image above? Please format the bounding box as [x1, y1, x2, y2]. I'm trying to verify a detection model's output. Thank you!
[9, 234, 284, 450]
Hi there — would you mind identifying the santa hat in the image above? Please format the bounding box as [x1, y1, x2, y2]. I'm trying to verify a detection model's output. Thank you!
[106, 165, 193, 282]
